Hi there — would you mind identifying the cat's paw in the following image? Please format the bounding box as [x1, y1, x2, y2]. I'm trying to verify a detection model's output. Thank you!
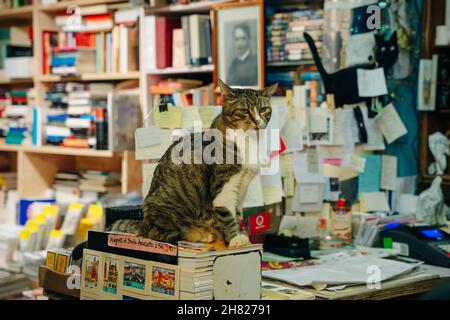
[228, 234, 249, 247]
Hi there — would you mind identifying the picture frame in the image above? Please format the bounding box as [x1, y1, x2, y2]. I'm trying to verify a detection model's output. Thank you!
[100, 253, 121, 300]
[212, 0, 265, 89]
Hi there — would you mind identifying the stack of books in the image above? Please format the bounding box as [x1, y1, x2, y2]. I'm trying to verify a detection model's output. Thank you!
[79, 231, 262, 300]
[3, 88, 33, 145]
[0, 25, 32, 79]
[52, 170, 121, 204]
[0, 0, 32, 9]
[43, 6, 140, 76]
[0, 269, 29, 299]
[144, 13, 212, 71]
[177, 241, 263, 300]
[149, 79, 214, 107]
[266, 9, 323, 63]
[45, 82, 113, 149]
[79, 170, 121, 194]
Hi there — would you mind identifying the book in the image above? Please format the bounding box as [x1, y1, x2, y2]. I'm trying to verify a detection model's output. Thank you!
[155, 16, 181, 69]
[188, 14, 210, 66]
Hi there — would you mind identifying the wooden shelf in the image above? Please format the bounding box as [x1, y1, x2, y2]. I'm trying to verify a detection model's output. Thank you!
[0, 144, 117, 157]
[38, 0, 127, 12]
[0, 77, 33, 85]
[147, 65, 214, 75]
[39, 72, 140, 82]
[0, 5, 33, 19]
[147, 0, 234, 14]
[22, 146, 116, 157]
[266, 60, 315, 68]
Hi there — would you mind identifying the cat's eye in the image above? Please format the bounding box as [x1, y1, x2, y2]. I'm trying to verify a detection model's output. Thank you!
[381, 47, 386, 52]
[260, 107, 269, 112]
[390, 46, 395, 51]
[235, 109, 247, 116]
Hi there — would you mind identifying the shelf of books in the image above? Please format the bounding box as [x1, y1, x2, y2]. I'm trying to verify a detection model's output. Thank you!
[146, 0, 233, 14]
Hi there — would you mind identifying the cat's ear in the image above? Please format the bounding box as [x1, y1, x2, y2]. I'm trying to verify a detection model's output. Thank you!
[390, 31, 398, 43]
[374, 33, 382, 46]
[261, 83, 278, 97]
[218, 79, 234, 97]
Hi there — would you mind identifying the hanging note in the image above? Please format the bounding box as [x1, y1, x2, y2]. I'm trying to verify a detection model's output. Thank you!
[381, 155, 397, 191]
[358, 154, 381, 193]
[375, 103, 408, 144]
[357, 68, 388, 97]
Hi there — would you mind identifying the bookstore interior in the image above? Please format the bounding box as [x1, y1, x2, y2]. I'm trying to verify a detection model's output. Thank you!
[0, 0, 449, 303]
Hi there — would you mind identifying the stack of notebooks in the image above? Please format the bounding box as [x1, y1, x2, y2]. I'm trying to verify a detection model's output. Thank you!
[43, 6, 140, 76]
[144, 14, 212, 70]
[0, 269, 29, 299]
[266, 9, 323, 63]
[177, 241, 263, 300]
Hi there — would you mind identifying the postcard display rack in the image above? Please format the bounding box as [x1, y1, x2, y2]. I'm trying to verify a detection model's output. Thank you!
[80, 231, 263, 300]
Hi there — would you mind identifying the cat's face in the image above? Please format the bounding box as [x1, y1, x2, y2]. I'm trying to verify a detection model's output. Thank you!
[218, 80, 278, 131]
[375, 31, 399, 69]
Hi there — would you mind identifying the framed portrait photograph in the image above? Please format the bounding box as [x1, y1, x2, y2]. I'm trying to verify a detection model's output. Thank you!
[213, 0, 264, 89]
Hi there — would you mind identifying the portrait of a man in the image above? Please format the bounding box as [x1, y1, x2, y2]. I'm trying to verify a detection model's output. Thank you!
[227, 23, 258, 86]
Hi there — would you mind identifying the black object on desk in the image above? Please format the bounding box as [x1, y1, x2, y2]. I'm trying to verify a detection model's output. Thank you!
[263, 234, 311, 259]
[380, 225, 450, 267]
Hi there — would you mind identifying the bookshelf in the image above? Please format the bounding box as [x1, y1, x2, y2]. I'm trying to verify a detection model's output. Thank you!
[0, 0, 147, 199]
[419, 0, 450, 184]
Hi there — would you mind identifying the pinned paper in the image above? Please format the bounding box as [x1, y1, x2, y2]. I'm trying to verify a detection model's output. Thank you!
[283, 175, 295, 197]
[135, 126, 161, 148]
[154, 105, 183, 128]
[291, 182, 325, 212]
[135, 129, 174, 160]
[358, 155, 381, 193]
[198, 106, 222, 128]
[243, 175, 265, 208]
[360, 192, 390, 212]
[375, 104, 408, 144]
[281, 117, 303, 152]
[381, 155, 397, 191]
[280, 154, 294, 178]
[181, 107, 202, 129]
[350, 154, 366, 173]
[142, 162, 158, 197]
[357, 68, 388, 97]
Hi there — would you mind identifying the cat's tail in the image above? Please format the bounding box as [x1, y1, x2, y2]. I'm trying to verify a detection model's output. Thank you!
[106, 219, 144, 235]
[303, 32, 328, 78]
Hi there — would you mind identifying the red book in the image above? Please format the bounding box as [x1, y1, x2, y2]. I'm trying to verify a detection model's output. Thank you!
[155, 17, 181, 69]
[42, 30, 58, 75]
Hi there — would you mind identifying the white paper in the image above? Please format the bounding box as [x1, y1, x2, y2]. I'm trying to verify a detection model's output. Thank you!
[357, 68, 388, 97]
[243, 175, 265, 208]
[135, 126, 161, 148]
[263, 256, 422, 287]
[299, 185, 320, 203]
[349, 155, 366, 173]
[291, 182, 325, 212]
[346, 32, 376, 67]
[396, 194, 418, 215]
[360, 192, 390, 212]
[375, 104, 408, 144]
[135, 129, 174, 160]
[381, 155, 397, 191]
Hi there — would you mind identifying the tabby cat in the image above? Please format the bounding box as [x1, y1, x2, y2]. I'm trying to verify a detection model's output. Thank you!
[109, 80, 278, 247]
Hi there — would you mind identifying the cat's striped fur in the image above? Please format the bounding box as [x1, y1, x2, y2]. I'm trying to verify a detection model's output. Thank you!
[109, 80, 278, 246]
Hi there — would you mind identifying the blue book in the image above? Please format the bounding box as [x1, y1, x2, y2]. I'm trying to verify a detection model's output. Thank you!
[51, 56, 76, 67]
[18, 198, 56, 225]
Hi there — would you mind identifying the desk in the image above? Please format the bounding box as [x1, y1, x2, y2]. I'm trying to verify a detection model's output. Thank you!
[263, 265, 450, 300]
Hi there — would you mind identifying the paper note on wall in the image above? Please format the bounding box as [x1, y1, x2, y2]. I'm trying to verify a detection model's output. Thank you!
[381, 155, 397, 191]
[198, 106, 222, 128]
[181, 107, 202, 129]
[135, 129, 173, 160]
[135, 126, 161, 148]
[360, 192, 390, 212]
[281, 117, 303, 152]
[358, 154, 381, 193]
[375, 104, 408, 144]
[357, 68, 388, 97]
[154, 105, 183, 128]
[291, 182, 325, 212]
[243, 175, 265, 208]
[299, 184, 320, 203]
